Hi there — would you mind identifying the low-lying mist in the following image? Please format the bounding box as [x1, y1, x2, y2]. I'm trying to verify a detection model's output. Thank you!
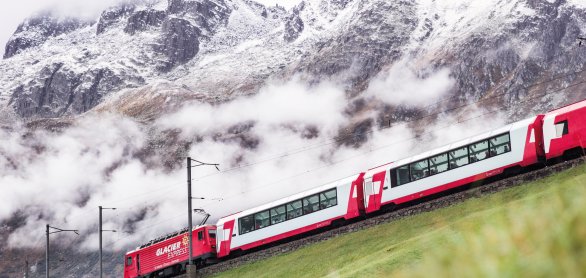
[0, 64, 506, 253]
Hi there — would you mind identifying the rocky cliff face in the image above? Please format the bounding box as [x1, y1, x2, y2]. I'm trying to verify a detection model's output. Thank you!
[1, 0, 584, 121]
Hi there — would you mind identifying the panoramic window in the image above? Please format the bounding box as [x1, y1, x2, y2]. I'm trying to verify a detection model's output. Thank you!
[555, 120, 569, 137]
[270, 205, 286, 225]
[429, 153, 448, 175]
[320, 189, 337, 209]
[395, 165, 410, 186]
[449, 146, 469, 169]
[410, 159, 429, 181]
[239, 214, 255, 235]
[287, 200, 303, 220]
[489, 133, 511, 156]
[254, 210, 270, 229]
[469, 140, 489, 162]
[303, 194, 320, 215]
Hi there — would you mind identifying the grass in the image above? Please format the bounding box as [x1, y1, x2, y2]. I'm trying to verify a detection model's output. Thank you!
[213, 163, 586, 278]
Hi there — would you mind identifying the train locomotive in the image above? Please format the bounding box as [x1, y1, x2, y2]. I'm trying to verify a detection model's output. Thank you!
[124, 99, 586, 278]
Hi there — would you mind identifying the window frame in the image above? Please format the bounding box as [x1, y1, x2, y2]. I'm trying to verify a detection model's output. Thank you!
[429, 152, 449, 176]
[238, 214, 255, 235]
[468, 140, 490, 163]
[555, 120, 569, 137]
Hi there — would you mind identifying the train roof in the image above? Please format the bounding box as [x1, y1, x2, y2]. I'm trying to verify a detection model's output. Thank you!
[217, 173, 361, 224]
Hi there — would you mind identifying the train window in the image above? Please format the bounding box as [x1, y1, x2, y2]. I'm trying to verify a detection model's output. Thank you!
[287, 200, 303, 220]
[410, 159, 429, 181]
[320, 189, 337, 209]
[198, 230, 204, 241]
[126, 257, 132, 266]
[255, 210, 270, 229]
[395, 165, 410, 186]
[429, 153, 448, 175]
[208, 230, 216, 239]
[489, 133, 511, 156]
[239, 215, 255, 235]
[469, 140, 489, 162]
[303, 194, 320, 214]
[449, 147, 469, 169]
[270, 205, 287, 225]
[555, 120, 569, 137]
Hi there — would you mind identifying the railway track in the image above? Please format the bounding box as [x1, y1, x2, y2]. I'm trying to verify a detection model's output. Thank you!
[179, 157, 585, 277]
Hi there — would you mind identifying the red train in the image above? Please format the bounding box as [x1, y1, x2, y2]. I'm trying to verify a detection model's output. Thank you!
[124, 99, 586, 277]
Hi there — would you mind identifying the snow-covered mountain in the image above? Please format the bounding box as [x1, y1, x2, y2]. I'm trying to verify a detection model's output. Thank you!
[2, 0, 584, 122]
[1, 0, 586, 276]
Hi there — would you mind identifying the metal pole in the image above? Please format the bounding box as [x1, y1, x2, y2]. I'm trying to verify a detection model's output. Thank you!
[46, 224, 49, 278]
[99, 206, 103, 278]
[25, 260, 29, 278]
[187, 157, 193, 266]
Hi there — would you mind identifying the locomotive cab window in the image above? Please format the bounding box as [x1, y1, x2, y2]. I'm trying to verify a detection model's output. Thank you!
[198, 230, 204, 241]
[208, 229, 216, 239]
[126, 256, 132, 266]
[555, 120, 569, 137]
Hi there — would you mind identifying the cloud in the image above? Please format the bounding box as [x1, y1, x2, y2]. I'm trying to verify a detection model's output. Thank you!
[365, 57, 455, 107]
[1, 74, 505, 253]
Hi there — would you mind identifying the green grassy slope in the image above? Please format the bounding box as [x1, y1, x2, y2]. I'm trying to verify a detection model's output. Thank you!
[213, 163, 586, 278]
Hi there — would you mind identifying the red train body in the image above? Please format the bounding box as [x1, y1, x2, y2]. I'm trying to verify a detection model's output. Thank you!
[124, 225, 216, 278]
[124, 99, 586, 277]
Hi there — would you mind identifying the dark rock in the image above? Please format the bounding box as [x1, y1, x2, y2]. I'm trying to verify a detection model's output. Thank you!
[167, 0, 231, 35]
[296, 0, 418, 90]
[124, 9, 167, 35]
[283, 2, 305, 42]
[96, 4, 136, 35]
[157, 18, 201, 71]
[4, 13, 93, 58]
[10, 64, 127, 118]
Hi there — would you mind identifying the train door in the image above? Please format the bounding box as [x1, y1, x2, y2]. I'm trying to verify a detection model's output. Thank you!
[363, 177, 376, 213]
[124, 255, 136, 278]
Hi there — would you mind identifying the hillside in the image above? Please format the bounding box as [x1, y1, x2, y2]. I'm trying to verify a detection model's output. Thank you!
[210, 161, 586, 277]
